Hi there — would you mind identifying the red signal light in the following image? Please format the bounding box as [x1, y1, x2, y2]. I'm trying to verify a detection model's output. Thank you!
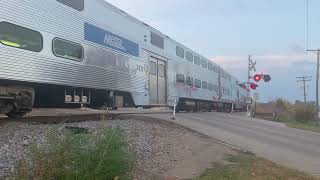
[253, 74, 262, 82]
[250, 83, 258, 90]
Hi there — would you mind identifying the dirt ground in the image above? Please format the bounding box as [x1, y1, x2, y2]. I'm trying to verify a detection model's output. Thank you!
[110, 117, 238, 180]
[0, 116, 237, 179]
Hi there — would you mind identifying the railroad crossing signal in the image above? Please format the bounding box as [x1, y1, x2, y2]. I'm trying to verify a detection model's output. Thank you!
[250, 83, 258, 90]
[249, 59, 257, 72]
[263, 75, 272, 82]
[253, 74, 262, 82]
[253, 74, 272, 83]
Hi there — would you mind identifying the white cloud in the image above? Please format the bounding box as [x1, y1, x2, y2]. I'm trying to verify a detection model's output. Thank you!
[214, 54, 311, 71]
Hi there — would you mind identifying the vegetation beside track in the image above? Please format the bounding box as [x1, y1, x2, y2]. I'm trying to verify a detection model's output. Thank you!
[15, 127, 134, 180]
[256, 99, 320, 133]
[192, 152, 318, 180]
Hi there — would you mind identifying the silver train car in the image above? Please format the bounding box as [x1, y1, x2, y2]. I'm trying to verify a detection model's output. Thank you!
[0, 0, 247, 118]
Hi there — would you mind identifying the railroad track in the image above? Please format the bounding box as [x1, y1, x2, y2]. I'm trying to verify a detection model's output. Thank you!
[0, 110, 172, 125]
[0, 114, 115, 125]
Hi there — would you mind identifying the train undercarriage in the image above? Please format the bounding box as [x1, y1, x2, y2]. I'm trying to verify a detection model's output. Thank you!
[0, 81, 245, 118]
[175, 98, 234, 113]
[0, 86, 35, 118]
[0, 81, 137, 118]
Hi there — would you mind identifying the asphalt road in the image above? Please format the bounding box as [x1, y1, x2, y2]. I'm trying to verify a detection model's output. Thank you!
[143, 112, 320, 176]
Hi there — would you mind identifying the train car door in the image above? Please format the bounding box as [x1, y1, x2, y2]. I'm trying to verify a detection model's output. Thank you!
[149, 56, 167, 105]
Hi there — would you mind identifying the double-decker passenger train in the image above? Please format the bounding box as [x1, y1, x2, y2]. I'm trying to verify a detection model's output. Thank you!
[0, 0, 248, 118]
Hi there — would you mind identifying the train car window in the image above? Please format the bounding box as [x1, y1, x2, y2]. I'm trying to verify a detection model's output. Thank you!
[57, 0, 84, 11]
[0, 22, 43, 52]
[158, 64, 166, 77]
[208, 83, 214, 91]
[186, 51, 193, 62]
[201, 59, 208, 69]
[195, 79, 201, 88]
[194, 56, 201, 65]
[186, 77, 194, 86]
[151, 32, 164, 49]
[208, 63, 214, 71]
[149, 62, 157, 75]
[176, 46, 185, 58]
[213, 65, 220, 73]
[176, 74, 185, 83]
[53, 38, 83, 61]
[221, 71, 226, 79]
[202, 81, 208, 89]
[214, 85, 219, 92]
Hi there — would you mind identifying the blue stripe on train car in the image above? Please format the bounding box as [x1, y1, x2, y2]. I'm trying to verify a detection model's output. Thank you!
[84, 23, 140, 57]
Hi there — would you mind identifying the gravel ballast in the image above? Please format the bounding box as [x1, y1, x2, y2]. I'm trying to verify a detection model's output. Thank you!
[0, 117, 236, 179]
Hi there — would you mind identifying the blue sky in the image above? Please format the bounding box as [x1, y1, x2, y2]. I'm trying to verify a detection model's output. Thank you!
[107, 0, 320, 102]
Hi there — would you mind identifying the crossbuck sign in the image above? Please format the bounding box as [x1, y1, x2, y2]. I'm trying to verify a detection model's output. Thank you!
[249, 59, 257, 72]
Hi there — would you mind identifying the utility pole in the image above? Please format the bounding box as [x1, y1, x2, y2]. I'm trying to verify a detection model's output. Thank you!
[296, 76, 312, 103]
[307, 49, 320, 117]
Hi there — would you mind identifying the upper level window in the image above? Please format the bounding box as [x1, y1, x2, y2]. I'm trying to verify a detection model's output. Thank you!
[186, 51, 193, 62]
[213, 65, 220, 73]
[227, 75, 231, 81]
[221, 71, 226, 78]
[201, 59, 208, 69]
[195, 79, 202, 88]
[53, 38, 83, 61]
[194, 56, 201, 65]
[176, 46, 185, 58]
[151, 32, 164, 49]
[57, 0, 84, 11]
[0, 22, 43, 52]
[176, 74, 185, 83]
[186, 77, 194, 86]
[208, 63, 214, 71]
[202, 81, 208, 89]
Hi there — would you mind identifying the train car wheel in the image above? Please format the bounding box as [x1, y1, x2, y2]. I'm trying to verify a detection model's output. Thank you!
[6, 111, 27, 119]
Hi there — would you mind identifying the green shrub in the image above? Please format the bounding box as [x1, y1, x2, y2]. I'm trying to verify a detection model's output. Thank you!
[270, 98, 317, 123]
[275, 98, 293, 113]
[294, 104, 316, 123]
[16, 127, 134, 180]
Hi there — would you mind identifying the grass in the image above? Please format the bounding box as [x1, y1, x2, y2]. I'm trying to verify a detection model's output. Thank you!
[15, 127, 134, 180]
[193, 152, 318, 180]
[285, 121, 320, 133]
[271, 115, 320, 133]
[256, 100, 320, 134]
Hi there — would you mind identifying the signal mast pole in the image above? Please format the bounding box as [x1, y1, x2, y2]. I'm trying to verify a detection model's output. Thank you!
[247, 55, 253, 116]
[248, 55, 251, 92]
[247, 55, 252, 116]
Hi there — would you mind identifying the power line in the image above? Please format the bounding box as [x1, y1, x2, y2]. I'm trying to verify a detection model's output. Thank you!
[306, 0, 309, 50]
[296, 76, 312, 103]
